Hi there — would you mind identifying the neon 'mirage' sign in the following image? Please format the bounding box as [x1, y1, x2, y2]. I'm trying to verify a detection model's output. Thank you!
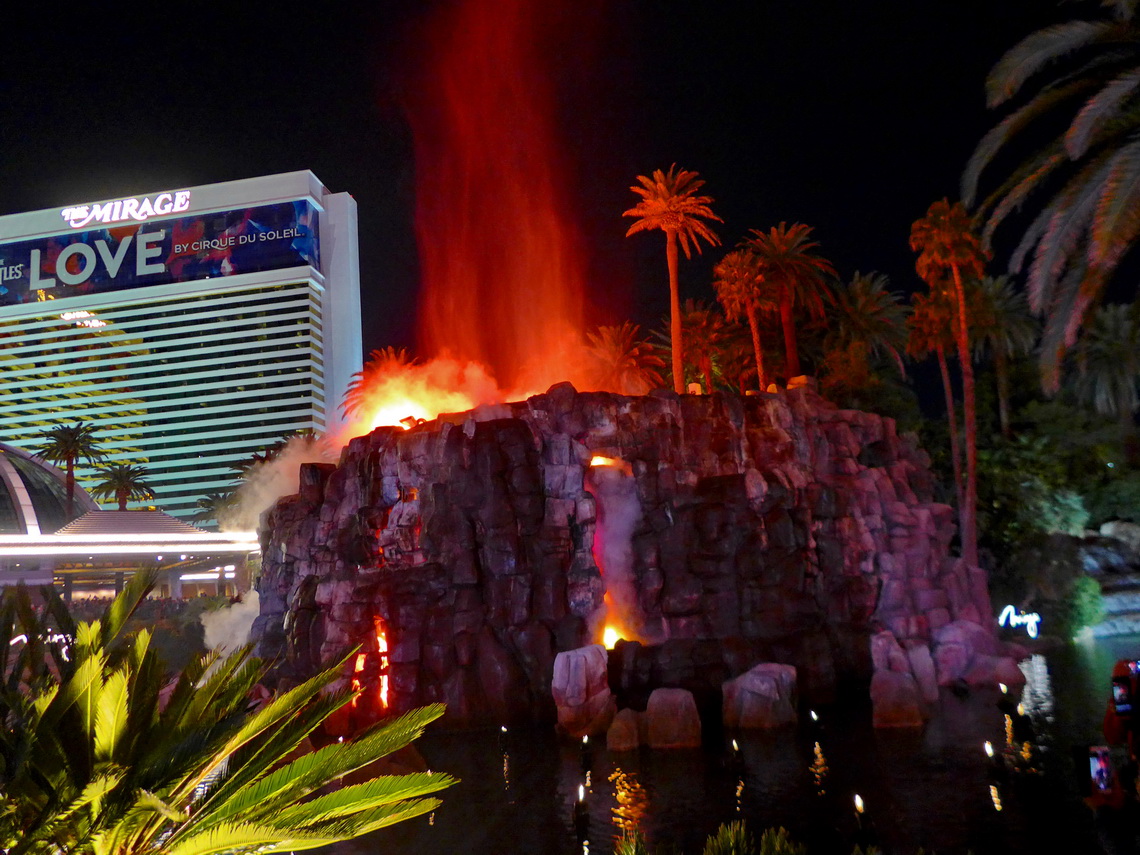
[998, 604, 1041, 638]
[60, 190, 192, 229]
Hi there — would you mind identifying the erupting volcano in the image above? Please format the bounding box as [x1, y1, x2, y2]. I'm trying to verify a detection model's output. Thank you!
[404, 0, 588, 395]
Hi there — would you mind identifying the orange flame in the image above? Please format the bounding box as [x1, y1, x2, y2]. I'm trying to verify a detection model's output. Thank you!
[337, 357, 505, 441]
[603, 625, 622, 649]
[405, 0, 586, 393]
[375, 618, 389, 710]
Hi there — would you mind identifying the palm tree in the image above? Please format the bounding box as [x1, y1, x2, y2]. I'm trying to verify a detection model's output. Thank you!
[911, 200, 988, 566]
[908, 290, 966, 515]
[582, 322, 665, 395]
[826, 271, 910, 376]
[91, 462, 157, 510]
[192, 490, 237, 527]
[717, 325, 761, 395]
[712, 249, 775, 391]
[1071, 303, 1140, 428]
[742, 223, 836, 380]
[963, 1, 1140, 389]
[0, 572, 453, 854]
[653, 300, 731, 394]
[970, 276, 1039, 437]
[623, 165, 723, 394]
[35, 421, 105, 516]
[342, 347, 418, 418]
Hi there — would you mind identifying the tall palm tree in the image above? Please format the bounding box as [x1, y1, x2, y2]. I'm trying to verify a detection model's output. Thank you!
[970, 276, 1039, 437]
[582, 322, 665, 395]
[342, 348, 418, 418]
[826, 271, 910, 376]
[911, 200, 988, 566]
[908, 290, 966, 517]
[35, 421, 105, 517]
[623, 165, 722, 394]
[1071, 303, 1140, 430]
[0, 572, 453, 854]
[712, 249, 775, 391]
[963, 0, 1140, 389]
[91, 462, 156, 511]
[742, 223, 837, 380]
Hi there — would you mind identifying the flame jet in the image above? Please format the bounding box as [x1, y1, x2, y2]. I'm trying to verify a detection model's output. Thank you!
[404, 0, 587, 394]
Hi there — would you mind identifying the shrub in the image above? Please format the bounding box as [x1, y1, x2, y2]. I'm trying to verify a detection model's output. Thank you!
[0, 572, 454, 854]
[703, 821, 757, 855]
[615, 828, 650, 855]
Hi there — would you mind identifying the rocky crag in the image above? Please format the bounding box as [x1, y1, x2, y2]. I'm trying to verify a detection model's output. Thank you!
[251, 384, 1008, 729]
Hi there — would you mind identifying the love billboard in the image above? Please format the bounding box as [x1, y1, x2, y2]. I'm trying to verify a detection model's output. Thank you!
[0, 199, 320, 306]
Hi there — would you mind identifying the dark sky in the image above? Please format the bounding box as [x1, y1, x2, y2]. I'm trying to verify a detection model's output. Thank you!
[0, 1, 1059, 361]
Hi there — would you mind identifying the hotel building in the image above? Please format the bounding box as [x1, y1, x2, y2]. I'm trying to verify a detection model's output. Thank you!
[0, 171, 361, 521]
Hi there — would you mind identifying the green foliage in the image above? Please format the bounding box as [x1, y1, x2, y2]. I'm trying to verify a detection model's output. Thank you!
[615, 827, 651, 855]
[977, 435, 1089, 559]
[1046, 575, 1106, 638]
[1086, 469, 1140, 523]
[702, 820, 757, 855]
[0, 572, 453, 854]
[756, 826, 805, 855]
[819, 343, 924, 434]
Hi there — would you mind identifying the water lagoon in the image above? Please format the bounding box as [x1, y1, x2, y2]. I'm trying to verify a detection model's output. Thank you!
[328, 636, 1136, 855]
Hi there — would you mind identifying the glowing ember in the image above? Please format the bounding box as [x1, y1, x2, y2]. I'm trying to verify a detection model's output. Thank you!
[590, 456, 620, 468]
[603, 626, 622, 649]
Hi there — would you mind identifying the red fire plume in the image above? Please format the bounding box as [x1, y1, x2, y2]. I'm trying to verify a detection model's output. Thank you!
[405, 0, 587, 394]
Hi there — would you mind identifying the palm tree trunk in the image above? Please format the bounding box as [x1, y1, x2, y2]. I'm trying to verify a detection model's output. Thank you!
[118, 490, 128, 511]
[996, 348, 1012, 438]
[951, 263, 979, 567]
[746, 303, 766, 392]
[937, 344, 965, 515]
[780, 293, 800, 379]
[65, 457, 75, 517]
[666, 230, 684, 394]
[701, 357, 714, 396]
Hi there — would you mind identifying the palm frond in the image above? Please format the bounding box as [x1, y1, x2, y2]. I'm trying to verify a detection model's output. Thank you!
[986, 20, 1119, 107]
[1067, 64, 1140, 155]
[964, 79, 1092, 206]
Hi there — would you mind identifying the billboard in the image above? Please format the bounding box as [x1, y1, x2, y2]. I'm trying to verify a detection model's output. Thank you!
[0, 200, 320, 306]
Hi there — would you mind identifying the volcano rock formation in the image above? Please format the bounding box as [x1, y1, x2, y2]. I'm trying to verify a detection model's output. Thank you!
[251, 384, 999, 728]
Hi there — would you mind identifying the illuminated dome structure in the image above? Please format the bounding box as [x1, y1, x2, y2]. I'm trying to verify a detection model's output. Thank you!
[0, 442, 99, 535]
[0, 442, 259, 595]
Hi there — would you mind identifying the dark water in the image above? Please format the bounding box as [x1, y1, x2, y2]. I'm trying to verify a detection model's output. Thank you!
[329, 636, 1140, 855]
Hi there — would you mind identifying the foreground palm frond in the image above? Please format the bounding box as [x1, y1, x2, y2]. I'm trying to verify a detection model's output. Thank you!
[0, 570, 453, 855]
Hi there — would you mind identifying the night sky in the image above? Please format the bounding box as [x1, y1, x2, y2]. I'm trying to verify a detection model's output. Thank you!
[1, 1, 1060, 362]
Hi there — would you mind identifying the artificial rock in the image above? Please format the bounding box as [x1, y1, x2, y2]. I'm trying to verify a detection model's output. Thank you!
[251, 385, 1005, 729]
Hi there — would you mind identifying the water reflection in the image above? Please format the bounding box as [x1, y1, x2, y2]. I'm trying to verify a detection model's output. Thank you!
[609, 767, 648, 831]
[322, 634, 1140, 854]
[811, 741, 828, 795]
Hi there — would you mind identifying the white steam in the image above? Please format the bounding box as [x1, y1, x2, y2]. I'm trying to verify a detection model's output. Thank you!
[201, 590, 261, 654]
[222, 437, 335, 531]
[587, 462, 648, 641]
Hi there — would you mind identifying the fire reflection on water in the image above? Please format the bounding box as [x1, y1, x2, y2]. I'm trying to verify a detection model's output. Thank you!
[811, 741, 828, 795]
[608, 767, 649, 833]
